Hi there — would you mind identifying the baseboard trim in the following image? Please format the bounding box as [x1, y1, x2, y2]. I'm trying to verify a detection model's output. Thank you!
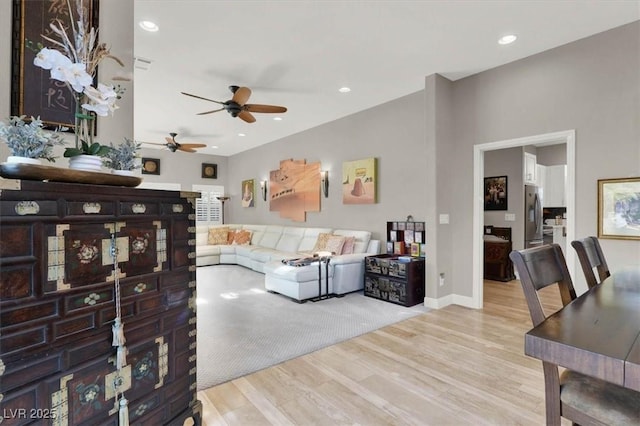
[424, 293, 478, 310]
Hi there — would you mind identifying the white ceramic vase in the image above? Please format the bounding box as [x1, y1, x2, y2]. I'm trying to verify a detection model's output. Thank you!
[68, 154, 103, 172]
[111, 169, 135, 177]
[6, 156, 42, 166]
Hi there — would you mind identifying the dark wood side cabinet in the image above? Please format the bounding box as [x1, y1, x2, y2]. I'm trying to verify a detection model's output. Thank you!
[0, 181, 201, 425]
[364, 254, 425, 307]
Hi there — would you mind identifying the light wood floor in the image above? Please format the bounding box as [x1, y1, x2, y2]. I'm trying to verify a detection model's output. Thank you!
[192, 280, 567, 425]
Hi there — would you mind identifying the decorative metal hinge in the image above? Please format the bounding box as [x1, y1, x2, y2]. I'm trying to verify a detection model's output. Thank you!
[51, 374, 73, 426]
[155, 337, 169, 389]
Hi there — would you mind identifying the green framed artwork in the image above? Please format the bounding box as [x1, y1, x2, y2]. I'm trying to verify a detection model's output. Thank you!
[241, 179, 255, 207]
[342, 157, 377, 204]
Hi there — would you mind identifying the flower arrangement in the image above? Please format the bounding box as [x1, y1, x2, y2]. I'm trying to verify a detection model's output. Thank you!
[32, 0, 124, 157]
[102, 138, 142, 171]
[0, 115, 65, 162]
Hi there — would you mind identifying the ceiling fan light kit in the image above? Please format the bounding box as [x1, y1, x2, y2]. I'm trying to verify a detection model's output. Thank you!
[181, 86, 287, 124]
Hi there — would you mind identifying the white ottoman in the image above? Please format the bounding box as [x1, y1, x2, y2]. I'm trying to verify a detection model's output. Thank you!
[263, 259, 334, 302]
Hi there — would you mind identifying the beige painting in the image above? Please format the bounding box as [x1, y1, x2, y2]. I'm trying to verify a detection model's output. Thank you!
[343, 157, 377, 204]
[269, 158, 321, 222]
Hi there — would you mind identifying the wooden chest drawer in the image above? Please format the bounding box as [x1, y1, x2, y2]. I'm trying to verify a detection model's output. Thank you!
[0, 181, 200, 425]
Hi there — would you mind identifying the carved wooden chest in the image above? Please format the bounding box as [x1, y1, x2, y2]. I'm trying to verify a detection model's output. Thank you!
[0, 181, 201, 425]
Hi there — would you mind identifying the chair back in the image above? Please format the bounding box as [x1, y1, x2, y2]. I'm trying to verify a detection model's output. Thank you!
[570, 236, 610, 289]
[509, 244, 577, 327]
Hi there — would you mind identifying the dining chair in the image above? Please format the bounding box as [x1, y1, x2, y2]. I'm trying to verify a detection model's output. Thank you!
[510, 244, 640, 426]
[571, 236, 610, 289]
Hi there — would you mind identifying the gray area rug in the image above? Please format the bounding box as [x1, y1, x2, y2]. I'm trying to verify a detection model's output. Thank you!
[196, 265, 429, 390]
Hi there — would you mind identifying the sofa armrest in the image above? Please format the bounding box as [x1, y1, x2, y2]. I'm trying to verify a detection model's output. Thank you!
[329, 253, 371, 266]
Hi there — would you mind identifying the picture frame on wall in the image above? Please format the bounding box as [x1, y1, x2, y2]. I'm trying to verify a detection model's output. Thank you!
[484, 176, 508, 211]
[11, 0, 99, 130]
[598, 177, 640, 240]
[241, 179, 255, 208]
[202, 163, 217, 179]
[141, 158, 160, 175]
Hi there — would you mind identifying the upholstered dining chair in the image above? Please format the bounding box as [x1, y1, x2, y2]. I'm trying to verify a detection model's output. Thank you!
[571, 236, 610, 289]
[510, 244, 640, 426]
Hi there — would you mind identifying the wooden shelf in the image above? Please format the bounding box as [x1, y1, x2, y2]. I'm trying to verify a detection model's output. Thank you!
[0, 162, 141, 187]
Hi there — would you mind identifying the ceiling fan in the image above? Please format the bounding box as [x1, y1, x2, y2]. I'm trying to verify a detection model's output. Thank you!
[143, 132, 207, 153]
[181, 85, 287, 123]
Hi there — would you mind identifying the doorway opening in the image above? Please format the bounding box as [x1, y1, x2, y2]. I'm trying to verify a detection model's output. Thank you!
[472, 130, 576, 308]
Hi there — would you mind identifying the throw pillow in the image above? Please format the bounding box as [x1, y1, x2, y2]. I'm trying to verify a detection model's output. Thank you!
[227, 229, 237, 245]
[232, 230, 253, 245]
[208, 227, 229, 245]
[324, 235, 346, 255]
[311, 232, 333, 253]
[341, 236, 356, 254]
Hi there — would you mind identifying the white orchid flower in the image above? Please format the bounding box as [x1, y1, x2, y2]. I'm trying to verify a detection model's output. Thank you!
[49, 61, 93, 93]
[33, 48, 69, 70]
[82, 83, 119, 116]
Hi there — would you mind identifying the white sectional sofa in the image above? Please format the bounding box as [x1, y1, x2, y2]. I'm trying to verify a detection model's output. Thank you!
[195, 224, 381, 301]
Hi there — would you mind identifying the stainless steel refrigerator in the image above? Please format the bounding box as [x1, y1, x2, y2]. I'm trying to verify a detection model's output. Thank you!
[524, 185, 543, 248]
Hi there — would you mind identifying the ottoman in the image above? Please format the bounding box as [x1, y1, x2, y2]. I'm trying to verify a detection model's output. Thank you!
[263, 259, 334, 302]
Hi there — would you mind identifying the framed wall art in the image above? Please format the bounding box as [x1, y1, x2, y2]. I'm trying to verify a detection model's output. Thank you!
[11, 0, 99, 130]
[598, 177, 640, 240]
[484, 176, 508, 211]
[241, 179, 255, 207]
[342, 157, 377, 204]
[202, 163, 217, 179]
[141, 158, 160, 175]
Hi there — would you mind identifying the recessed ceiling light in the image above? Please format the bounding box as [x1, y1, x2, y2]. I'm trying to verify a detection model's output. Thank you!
[238, 133, 246, 137]
[273, 117, 282, 121]
[339, 87, 351, 93]
[139, 21, 159, 32]
[498, 34, 517, 45]
[211, 145, 218, 149]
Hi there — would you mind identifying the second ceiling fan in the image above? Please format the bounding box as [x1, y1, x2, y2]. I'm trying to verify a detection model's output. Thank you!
[143, 132, 207, 153]
[181, 85, 287, 123]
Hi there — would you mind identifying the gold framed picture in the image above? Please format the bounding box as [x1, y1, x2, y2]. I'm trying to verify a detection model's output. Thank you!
[598, 177, 640, 240]
[202, 163, 217, 179]
[141, 158, 160, 175]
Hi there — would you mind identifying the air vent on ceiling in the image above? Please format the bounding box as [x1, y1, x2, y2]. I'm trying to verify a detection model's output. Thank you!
[134, 56, 153, 71]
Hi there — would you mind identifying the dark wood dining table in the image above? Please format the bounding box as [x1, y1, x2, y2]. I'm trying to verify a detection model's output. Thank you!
[525, 266, 640, 391]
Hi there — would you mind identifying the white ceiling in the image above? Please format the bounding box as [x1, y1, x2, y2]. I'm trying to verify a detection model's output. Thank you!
[133, 1, 639, 157]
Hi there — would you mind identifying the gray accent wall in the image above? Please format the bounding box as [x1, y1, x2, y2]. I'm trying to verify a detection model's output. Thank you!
[226, 91, 427, 243]
[443, 21, 640, 298]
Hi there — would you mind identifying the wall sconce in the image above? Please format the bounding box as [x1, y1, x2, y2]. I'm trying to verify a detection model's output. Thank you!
[321, 170, 329, 198]
[261, 180, 268, 201]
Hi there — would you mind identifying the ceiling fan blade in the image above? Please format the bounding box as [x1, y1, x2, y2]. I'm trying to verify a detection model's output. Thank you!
[197, 107, 225, 115]
[179, 143, 207, 149]
[178, 146, 197, 153]
[238, 110, 256, 123]
[232, 86, 252, 105]
[165, 136, 176, 144]
[181, 92, 225, 105]
[244, 104, 287, 113]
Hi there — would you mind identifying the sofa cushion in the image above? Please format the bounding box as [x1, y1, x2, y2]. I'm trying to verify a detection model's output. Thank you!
[196, 228, 209, 246]
[333, 229, 371, 254]
[325, 235, 346, 254]
[197, 244, 221, 256]
[232, 230, 253, 245]
[341, 236, 356, 254]
[275, 227, 305, 252]
[311, 233, 333, 253]
[208, 227, 229, 245]
[257, 225, 284, 249]
[242, 225, 267, 245]
[296, 227, 333, 252]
